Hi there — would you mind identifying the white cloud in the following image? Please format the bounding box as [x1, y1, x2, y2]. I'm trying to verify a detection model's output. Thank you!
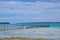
[0, 1, 60, 23]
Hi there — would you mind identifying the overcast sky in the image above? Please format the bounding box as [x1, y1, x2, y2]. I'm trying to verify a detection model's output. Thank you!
[0, 0, 60, 23]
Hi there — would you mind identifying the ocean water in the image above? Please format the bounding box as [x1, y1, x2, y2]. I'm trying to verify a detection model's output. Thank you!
[17, 22, 60, 27]
[0, 22, 60, 27]
[0, 22, 60, 40]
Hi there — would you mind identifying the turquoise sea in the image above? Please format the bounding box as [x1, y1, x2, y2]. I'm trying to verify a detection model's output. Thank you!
[0, 22, 60, 27]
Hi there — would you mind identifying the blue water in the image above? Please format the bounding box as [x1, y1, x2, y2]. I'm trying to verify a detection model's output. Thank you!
[0, 22, 60, 27]
[50, 24, 60, 27]
[17, 22, 60, 27]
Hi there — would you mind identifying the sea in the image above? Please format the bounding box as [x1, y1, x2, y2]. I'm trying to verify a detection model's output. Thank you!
[0, 22, 60, 40]
[0, 22, 60, 27]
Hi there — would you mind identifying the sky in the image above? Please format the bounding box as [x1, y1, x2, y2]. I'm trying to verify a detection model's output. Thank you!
[0, 0, 60, 24]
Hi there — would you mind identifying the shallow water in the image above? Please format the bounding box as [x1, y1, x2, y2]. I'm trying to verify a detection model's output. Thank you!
[0, 27, 60, 40]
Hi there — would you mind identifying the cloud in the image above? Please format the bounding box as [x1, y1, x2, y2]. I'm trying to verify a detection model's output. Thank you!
[0, 1, 60, 23]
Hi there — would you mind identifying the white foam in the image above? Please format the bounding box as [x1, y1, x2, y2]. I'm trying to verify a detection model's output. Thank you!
[0, 27, 60, 39]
